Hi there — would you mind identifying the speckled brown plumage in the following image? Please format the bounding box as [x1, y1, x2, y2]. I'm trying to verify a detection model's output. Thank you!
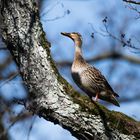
[61, 32, 120, 107]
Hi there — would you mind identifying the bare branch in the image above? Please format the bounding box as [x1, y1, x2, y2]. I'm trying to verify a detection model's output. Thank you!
[0, 47, 8, 50]
[27, 116, 36, 140]
[43, 9, 70, 22]
[125, 4, 140, 19]
[0, 110, 32, 139]
[123, 0, 140, 5]
[0, 55, 13, 71]
[89, 20, 140, 50]
[0, 71, 19, 88]
[119, 94, 140, 103]
[102, 21, 139, 50]
[41, 1, 70, 22]
[56, 52, 140, 67]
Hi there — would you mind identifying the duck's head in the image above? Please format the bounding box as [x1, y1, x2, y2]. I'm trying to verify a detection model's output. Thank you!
[61, 32, 82, 47]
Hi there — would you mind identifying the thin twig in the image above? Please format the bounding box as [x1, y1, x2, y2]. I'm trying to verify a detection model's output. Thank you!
[126, 4, 140, 19]
[0, 71, 19, 88]
[0, 110, 32, 139]
[102, 22, 140, 50]
[56, 52, 140, 67]
[27, 116, 36, 140]
[89, 20, 140, 50]
[123, 0, 140, 5]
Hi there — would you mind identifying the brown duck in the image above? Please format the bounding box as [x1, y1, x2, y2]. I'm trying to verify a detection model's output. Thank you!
[61, 32, 120, 107]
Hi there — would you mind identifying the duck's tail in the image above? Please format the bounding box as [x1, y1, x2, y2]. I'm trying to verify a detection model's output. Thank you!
[110, 95, 120, 107]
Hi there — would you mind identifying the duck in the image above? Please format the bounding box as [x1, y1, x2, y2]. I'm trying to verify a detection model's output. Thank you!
[61, 32, 120, 107]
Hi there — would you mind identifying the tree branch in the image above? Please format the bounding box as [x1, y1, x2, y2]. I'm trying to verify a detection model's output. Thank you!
[1, 0, 140, 139]
[0, 56, 13, 71]
[56, 52, 140, 67]
[123, 0, 140, 5]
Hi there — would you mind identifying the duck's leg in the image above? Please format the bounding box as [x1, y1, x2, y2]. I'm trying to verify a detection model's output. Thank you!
[91, 93, 99, 102]
[94, 93, 99, 102]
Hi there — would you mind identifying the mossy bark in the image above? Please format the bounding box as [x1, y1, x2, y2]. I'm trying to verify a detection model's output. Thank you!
[0, 0, 140, 139]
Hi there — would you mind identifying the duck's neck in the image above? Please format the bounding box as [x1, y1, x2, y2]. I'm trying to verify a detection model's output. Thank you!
[72, 40, 87, 71]
[74, 41, 84, 63]
[75, 46, 82, 55]
[74, 38, 82, 56]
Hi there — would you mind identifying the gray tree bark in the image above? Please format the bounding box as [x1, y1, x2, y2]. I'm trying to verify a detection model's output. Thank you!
[0, 0, 140, 140]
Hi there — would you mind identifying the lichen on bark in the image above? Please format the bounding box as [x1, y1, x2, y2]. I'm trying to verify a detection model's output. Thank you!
[0, 0, 140, 140]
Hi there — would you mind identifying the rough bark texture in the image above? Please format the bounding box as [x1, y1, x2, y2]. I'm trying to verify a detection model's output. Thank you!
[0, 0, 140, 140]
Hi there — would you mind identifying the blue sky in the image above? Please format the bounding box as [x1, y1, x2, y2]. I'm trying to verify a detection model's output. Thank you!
[0, 0, 140, 140]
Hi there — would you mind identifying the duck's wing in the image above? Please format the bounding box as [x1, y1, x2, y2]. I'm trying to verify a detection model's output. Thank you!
[81, 66, 119, 97]
[80, 66, 120, 106]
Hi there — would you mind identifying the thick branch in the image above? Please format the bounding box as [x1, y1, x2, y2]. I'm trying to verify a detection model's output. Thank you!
[1, 0, 140, 140]
[56, 52, 140, 67]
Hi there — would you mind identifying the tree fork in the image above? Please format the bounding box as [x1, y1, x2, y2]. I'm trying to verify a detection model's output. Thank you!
[0, 0, 140, 139]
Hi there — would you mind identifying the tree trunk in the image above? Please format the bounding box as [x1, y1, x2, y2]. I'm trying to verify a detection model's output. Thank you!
[0, 0, 140, 139]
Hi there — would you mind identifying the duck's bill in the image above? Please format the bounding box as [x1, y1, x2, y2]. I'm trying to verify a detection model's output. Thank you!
[61, 32, 71, 37]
